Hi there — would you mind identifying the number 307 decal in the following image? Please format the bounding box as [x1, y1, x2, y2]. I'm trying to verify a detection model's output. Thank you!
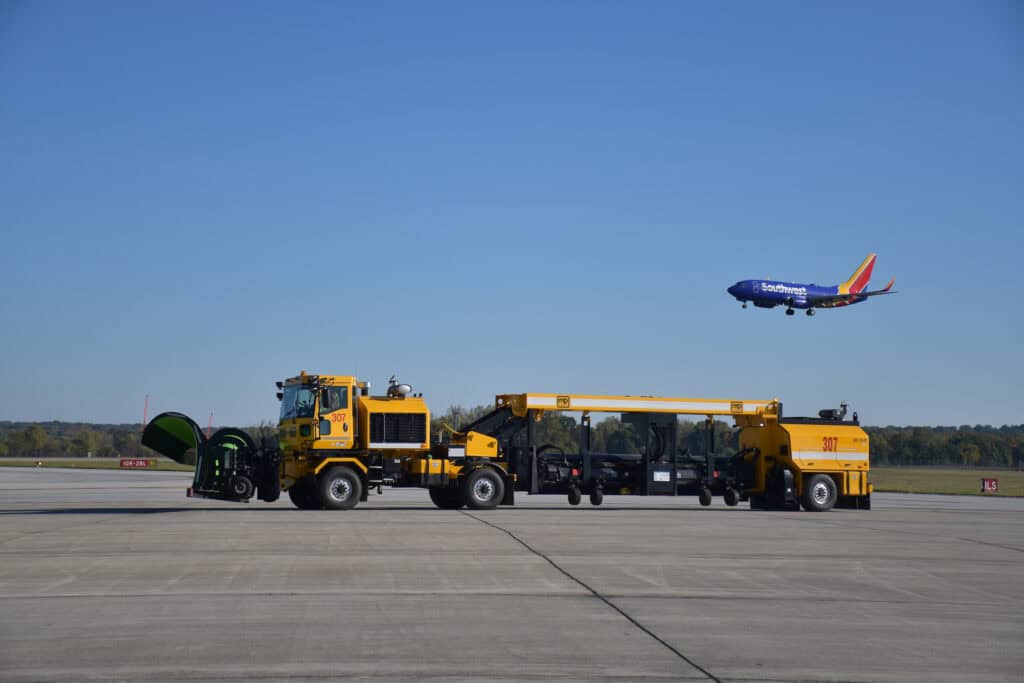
[822, 436, 839, 452]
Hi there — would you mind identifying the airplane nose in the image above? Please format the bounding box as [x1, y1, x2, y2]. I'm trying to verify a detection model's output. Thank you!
[727, 284, 740, 297]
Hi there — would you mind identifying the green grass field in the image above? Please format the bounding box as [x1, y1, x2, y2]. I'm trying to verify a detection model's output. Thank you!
[0, 458, 193, 472]
[871, 467, 1024, 497]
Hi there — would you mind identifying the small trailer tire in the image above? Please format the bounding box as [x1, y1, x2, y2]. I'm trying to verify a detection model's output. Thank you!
[698, 487, 713, 507]
[568, 486, 582, 506]
[723, 488, 739, 506]
[589, 487, 604, 506]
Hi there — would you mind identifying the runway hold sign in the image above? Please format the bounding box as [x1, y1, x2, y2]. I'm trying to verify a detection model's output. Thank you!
[120, 458, 156, 469]
[980, 478, 999, 494]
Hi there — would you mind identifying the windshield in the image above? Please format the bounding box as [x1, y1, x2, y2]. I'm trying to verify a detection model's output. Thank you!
[279, 384, 316, 420]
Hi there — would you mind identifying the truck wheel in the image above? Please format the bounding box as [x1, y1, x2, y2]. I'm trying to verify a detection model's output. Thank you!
[801, 474, 838, 512]
[723, 488, 739, 506]
[748, 494, 765, 510]
[319, 466, 362, 510]
[429, 487, 463, 509]
[463, 468, 504, 510]
[568, 486, 582, 506]
[698, 487, 713, 507]
[589, 488, 603, 506]
[229, 474, 254, 500]
[288, 478, 321, 510]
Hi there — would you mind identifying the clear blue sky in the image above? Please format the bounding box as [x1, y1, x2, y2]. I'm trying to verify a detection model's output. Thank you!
[2, 1, 1021, 427]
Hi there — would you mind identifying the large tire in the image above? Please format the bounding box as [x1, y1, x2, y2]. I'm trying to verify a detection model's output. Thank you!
[318, 466, 363, 510]
[288, 478, 321, 510]
[229, 474, 254, 500]
[463, 468, 504, 510]
[801, 474, 838, 512]
[429, 487, 463, 509]
[589, 488, 603, 506]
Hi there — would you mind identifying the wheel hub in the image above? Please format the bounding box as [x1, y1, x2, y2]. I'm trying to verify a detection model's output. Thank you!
[330, 479, 352, 502]
[473, 479, 495, 502]
[812, 482, 830, 504]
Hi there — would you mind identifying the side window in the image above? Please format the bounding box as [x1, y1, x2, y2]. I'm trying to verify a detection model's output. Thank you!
[319, 387, 349, 415]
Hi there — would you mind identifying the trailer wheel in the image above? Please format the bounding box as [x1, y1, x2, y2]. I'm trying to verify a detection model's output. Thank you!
[801, 474, 837, 512]
[568, 486, 582, 506]
[229, 474, 254, 500]
[288, 478, 321, 510]
[463, 468, 504, 510]
[429, 487, 463, 510]
[319, 466, 362, 510]
[723, 488, 739, 507]
[589, 488, 603, 506]
[698, 487, 713, 507]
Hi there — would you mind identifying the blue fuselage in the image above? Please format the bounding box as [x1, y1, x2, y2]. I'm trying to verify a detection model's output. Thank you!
[727, 280, 839, 309]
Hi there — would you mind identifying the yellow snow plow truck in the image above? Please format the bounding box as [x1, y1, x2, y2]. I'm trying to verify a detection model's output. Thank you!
[142, 372, 871, 512]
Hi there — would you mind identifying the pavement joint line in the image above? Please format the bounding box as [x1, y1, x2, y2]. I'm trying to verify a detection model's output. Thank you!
[460, 510, 722, 683]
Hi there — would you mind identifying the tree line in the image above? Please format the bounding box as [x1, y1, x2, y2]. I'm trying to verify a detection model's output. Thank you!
[2, 413, 1022, 469]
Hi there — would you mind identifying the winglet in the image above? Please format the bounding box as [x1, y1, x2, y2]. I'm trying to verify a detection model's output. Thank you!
[882, 277, 895, 292]
[839, 253, 876, 294]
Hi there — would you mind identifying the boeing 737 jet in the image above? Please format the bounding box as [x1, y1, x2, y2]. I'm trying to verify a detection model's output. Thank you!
[727, 254, 896, 316]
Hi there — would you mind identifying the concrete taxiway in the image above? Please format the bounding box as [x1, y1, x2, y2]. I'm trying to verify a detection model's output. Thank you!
[0, 467, 1021, 681]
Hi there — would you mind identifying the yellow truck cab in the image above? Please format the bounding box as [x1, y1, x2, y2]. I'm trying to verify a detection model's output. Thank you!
[276, 372, 430, 510]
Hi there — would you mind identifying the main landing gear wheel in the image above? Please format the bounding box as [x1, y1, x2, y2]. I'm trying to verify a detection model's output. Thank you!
[463, 468, 504, 510]
[568, 485, 582, 506]
[318, 466, 363, 510]
[785, 308, 795, 316]
[806, 309, 815, 316]
[800, 474, 838, 512]
[429, 487, 463, 509]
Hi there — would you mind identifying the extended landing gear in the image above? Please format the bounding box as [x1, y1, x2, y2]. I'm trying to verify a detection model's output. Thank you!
[785, 308, 795, 316]
[806, 309, 815, 317]
[741, 302, 747, 309]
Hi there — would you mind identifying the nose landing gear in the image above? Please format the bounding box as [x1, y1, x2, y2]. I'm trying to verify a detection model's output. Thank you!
[785, 308, 795, 316]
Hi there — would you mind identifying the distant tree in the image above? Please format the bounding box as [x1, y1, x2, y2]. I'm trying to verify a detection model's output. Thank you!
[23, 425, 48, 458]
[72, 428, 100, 457]
[246, 419, 278, 448]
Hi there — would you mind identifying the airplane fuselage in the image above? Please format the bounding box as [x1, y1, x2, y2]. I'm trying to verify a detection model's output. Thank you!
[727, 280, 862, 309]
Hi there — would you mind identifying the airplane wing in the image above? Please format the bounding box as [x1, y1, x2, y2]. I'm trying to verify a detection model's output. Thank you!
[807, 278, 897, 306]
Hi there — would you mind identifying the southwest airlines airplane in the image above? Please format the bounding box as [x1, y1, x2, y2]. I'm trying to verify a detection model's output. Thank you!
[727, 254, 896, 316]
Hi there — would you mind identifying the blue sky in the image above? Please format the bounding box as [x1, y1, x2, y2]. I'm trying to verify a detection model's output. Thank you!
[2, 1, 1021, 427]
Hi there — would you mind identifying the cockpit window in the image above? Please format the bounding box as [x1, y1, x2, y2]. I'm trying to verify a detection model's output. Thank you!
[319, 386, 348, 415]
[279, 385, 316, 420]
